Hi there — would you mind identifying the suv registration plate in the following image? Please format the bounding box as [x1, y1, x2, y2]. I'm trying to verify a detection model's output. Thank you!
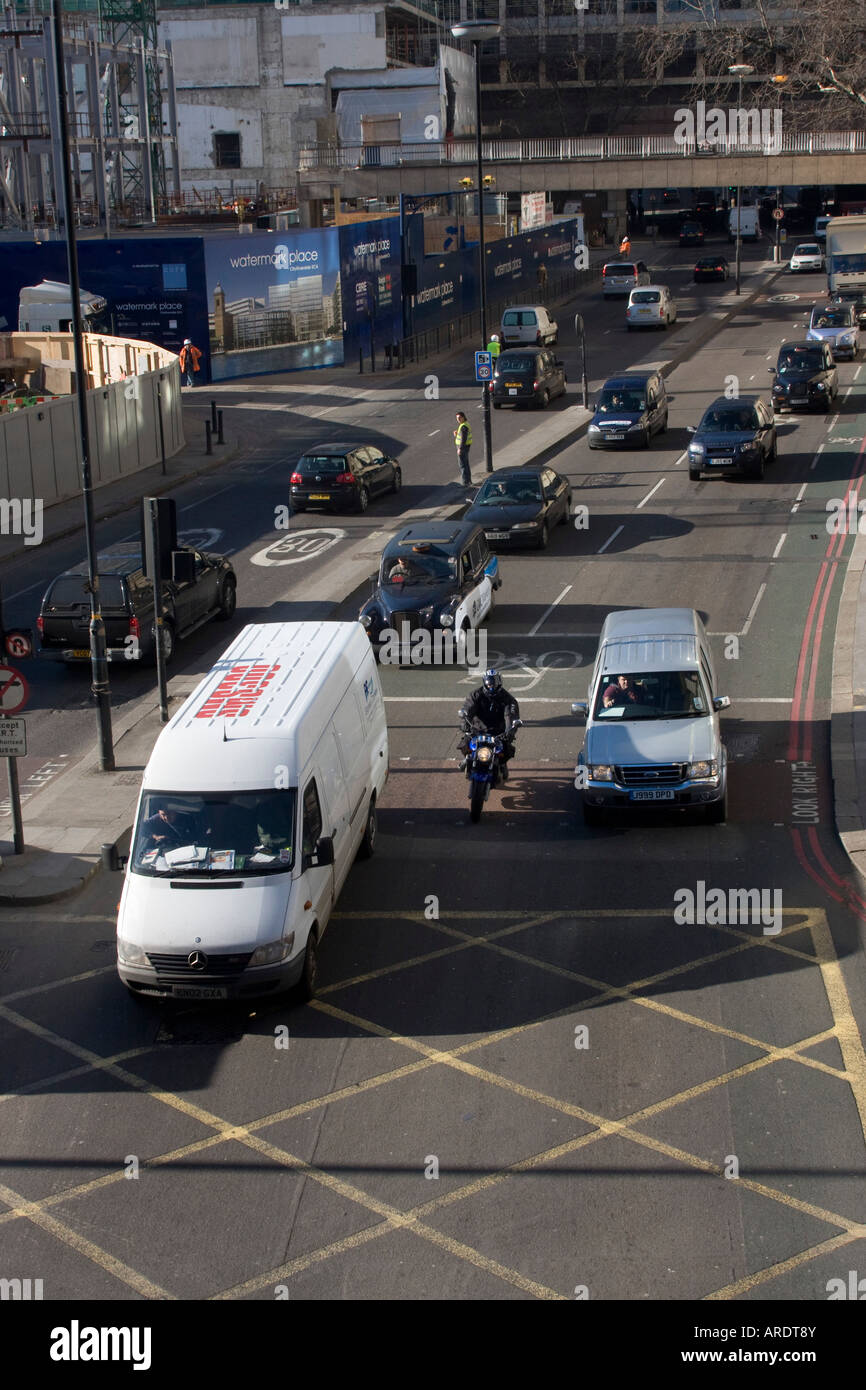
[630, 789, 675, 802]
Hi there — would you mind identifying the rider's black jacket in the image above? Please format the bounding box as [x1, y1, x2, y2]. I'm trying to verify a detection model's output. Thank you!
[463, 686, 520, 736]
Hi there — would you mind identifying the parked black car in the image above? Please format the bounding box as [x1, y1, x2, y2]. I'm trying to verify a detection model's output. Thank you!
[290, 441, 401, 513]
[679, 221, 705, 247]
[464, 465, 572, 550]
[694, 256, 730, 282]
[687, 396, 777, 480]
[490, 347, 566, 409]
[770, 341, 838, 413]
[359, 521, 500, 657]
[38, 543, 237, 666]
[587, 371, 668, 449]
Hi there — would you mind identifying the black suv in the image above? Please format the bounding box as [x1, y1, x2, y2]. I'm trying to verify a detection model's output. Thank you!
[770, 341, 838, 413]
[359, 521, 501, 657]
[490, 347, 566, 410]
[290, 441, 401, 514]
[679, 221, 705, 247]
[687, 396, 777, 480]
[38, 543, 236, 665]
[587, 371, 668, 449]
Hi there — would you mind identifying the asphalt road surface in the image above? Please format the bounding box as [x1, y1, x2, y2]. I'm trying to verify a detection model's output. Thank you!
[2, 240, 866, 1306]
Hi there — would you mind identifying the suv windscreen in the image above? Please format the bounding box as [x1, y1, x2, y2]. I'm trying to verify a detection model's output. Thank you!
[778, 348, 823, 373]
[699, 406, 759, 432]
[47, 577, 126, 608]
[131, 789, 297, 876]
[476, 477, 542, 506]
[597, 388, 645, 412]
[594, 670, 709, 720]
[382, 547, 457, 584]
[296, 454, 349, 474]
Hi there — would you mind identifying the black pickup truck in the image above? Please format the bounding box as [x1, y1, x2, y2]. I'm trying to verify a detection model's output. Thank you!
[37, 543, 237, 665]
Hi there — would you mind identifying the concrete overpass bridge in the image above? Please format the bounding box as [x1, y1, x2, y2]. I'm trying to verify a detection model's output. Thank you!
[298, 131, 866, 221]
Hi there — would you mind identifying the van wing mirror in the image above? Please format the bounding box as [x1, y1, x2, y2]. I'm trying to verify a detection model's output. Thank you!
[313, 836, 334, 866]
[713, 695, 731, 711]
[686, 425, 696, 434]
[571, 701, 589, 717]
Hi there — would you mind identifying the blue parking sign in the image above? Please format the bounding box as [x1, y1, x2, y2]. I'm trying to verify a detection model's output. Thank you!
[475, 350, 492, 382]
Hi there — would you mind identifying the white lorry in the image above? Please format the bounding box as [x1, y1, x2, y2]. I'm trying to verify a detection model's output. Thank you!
[825, 216, 866, 297]
[728, 206, 760, 242]
[18, 280, 107, 333]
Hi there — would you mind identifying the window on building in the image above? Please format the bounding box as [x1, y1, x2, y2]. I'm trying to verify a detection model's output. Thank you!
[214, 133, 241, 169]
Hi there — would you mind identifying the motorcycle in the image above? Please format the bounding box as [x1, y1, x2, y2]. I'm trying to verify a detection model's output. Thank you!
[458, 709, 523, 823]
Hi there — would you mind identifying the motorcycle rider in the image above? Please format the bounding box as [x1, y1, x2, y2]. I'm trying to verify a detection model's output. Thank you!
[458, 668, 520, 778]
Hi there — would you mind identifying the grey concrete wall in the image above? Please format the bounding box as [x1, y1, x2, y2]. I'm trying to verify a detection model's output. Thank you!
[0, 362, 184, 509]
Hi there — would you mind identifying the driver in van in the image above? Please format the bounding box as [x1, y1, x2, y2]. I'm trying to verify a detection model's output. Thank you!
[602, 675, 639, 709]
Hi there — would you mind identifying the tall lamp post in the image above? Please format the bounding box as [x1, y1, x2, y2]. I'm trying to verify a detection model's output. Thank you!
[728, 63, 754, 296]
[451, 17, 501, 473]
[51, 0, 115, 769]
[771, 75, 788, 265]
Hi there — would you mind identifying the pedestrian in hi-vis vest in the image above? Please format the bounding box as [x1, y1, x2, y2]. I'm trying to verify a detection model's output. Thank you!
[179, 339, 203, 386]
[454, 411, 472, 487]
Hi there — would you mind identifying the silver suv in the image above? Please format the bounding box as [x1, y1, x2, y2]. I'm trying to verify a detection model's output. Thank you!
[572, 608, 730, 825]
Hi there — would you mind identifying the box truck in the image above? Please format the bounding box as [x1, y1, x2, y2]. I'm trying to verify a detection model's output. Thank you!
[18, 279, 107, 333]
[825, 216, 866, 297]
[115, 621, 389, 1002]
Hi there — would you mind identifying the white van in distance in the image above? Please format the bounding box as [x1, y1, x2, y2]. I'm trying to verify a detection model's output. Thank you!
[115, 621, 388, 1002]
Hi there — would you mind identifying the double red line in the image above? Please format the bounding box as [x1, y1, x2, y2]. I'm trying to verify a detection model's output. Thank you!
[788, 429, 866, 913]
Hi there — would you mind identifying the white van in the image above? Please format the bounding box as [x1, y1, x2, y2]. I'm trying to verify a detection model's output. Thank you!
[500, 305, 558, 347]
[115, 621, 389, 1002]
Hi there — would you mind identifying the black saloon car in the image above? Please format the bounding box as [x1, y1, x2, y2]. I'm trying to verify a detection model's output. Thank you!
[694, 256, 730, 282]
[687, 396, 777, 481]
[587, 371, 668, 450]
[359, 522, 500, 658]
[679, 221, 705, 247]
[464, 466, 573, 550]
[490, 347, 566, 410]
[290, 442, 401, 513]
[770, 341, 838, 413]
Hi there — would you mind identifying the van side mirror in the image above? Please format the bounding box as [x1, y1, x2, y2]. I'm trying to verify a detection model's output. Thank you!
[313, 836, 334, 866]
[571, 701, 588, 716]
[101, 842, 126, 872]
[713, 696, 731, 711]
[686, 425, 696, 434]
[768, 366, 776, 374]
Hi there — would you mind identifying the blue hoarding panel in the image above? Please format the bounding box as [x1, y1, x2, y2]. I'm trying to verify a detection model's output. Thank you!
[339, 217, 403, 356]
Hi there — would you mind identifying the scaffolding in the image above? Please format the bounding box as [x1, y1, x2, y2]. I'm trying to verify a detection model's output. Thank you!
[0, 3, 180, 233]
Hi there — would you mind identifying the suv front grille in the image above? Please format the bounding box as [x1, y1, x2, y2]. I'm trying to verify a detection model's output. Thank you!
[146, 951, 253, 976]
[615, 764, 686, 787]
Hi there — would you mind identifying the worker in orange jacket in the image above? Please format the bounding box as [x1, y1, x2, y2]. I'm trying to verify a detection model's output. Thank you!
[179, 339, 203, 386]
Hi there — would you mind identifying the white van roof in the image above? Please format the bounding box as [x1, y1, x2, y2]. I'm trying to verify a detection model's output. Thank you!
[598, 608, 701, 673]
[143, 622, 372, 792]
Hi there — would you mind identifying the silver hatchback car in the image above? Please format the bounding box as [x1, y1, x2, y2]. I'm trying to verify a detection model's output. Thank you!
[572, 608, 730, 825]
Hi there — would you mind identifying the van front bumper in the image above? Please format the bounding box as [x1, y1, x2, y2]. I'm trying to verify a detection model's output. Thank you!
[118, 951, 305, 1000]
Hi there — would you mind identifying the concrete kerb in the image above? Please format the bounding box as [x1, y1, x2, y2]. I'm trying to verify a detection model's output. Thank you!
[831, 522, 866, 890]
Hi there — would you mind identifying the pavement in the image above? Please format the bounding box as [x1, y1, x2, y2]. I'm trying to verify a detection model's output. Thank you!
[9, 242, 866, 907]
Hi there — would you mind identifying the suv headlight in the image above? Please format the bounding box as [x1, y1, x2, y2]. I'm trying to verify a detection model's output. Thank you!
[249, 935, 294, 967]
[687, 759, 718, 780]
[511, 520, 538, 530]
[117, 938, 148, 967]
[689, 443, 705, 456]
[587, 764, 614, 781]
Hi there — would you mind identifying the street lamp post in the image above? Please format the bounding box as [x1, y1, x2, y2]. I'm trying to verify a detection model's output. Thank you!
[451, 18, 501, 474]
[771, 77, 788, 265]
[50, 0, 115, 770]
[728, 63, 755, 296]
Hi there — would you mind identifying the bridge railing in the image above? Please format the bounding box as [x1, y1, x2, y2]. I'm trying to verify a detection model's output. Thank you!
[299, 131, 866, 170]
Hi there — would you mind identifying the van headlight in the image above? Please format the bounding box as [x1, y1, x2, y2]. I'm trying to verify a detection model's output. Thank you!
[588, 424, 600, 434]
[587, 764, 614, 781]
[117, 938, 148, 967]
[688, 759, 718, 780]
[689, 443, 705, 456]
[249, 935, 294, 967]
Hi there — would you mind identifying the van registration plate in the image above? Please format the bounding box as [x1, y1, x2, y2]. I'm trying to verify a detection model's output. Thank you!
[630, 789, 675, 802]
[173, 985, 228, 1000]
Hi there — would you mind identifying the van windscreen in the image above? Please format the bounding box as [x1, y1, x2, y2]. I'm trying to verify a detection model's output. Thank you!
[595, 671, 708, 720]
[131, 789, 297, 875]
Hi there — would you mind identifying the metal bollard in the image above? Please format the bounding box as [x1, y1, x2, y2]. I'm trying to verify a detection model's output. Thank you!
[359, 345, 364, 374]
[205, 420, 212, 454]
[210, 399, 217, 431]
[217, 409, 224, 444]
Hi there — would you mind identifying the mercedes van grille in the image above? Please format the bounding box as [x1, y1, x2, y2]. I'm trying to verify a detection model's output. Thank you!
[615, 763, 686, 786]
[147, 951, 253, 975]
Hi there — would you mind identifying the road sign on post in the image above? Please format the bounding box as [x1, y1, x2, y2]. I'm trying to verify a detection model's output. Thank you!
[0, 718, 26, 757]
[0, 671, 28, 855]
[0, 664, 28, 715]
[475, 350, 492, 382]
[772, 208, 785, 221]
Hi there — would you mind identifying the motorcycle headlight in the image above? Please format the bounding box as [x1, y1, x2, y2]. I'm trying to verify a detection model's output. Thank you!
[587, 764, 613, 781]
[476, 745, 493, 763]
[249, 935, 294, 967]
[688, 760, 718, 780]
[117, 938, 148, 967]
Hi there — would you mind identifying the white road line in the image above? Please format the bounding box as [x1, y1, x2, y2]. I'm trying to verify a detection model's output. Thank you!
[741, 581, 767, 636]
[529, 584, 573, 638]
[428, 429, 440, 436]
[673, 451, 687, 468]
[794, 482, 808, 504]
[772, 532, 787, 559]
[636, 478, 665, 509]
[3, 577, 46, 602]
[855, 364, 863, 381]
[828, 414, 839, 429]
[597, 524, 624, 555]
